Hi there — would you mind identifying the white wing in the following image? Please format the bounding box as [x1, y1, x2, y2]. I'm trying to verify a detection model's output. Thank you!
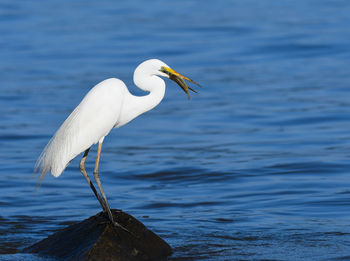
[35, 78, 126, 180]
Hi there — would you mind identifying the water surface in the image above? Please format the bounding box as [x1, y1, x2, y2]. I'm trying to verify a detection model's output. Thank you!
[1, 1, 350, 260]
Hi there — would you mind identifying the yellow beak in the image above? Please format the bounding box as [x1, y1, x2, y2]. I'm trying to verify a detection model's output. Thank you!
[160, 66, 200, 99]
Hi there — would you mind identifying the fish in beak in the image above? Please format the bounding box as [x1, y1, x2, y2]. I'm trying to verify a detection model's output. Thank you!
[160, 66, 201, 99]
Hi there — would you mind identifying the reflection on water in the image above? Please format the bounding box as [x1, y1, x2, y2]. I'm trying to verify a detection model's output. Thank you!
[1, 0, 350, 260]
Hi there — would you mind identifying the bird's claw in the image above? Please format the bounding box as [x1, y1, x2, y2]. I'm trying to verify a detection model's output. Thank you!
[112, 221, 138, 238]
[113, 221, 130, 232]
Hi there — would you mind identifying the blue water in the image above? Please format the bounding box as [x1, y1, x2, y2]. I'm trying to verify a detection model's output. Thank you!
[1, 0, 350, 260]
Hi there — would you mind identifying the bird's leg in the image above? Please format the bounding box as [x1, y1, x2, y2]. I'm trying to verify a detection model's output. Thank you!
[93, 142, 133, 235]
[79, 148, 107, 212]
[93, 142, 117, 224]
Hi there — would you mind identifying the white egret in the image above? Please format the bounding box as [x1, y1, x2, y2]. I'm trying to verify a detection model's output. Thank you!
[35, 59, 200, 228]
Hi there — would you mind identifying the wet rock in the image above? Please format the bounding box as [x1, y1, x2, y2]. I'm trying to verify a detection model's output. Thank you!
[24, 210, 172, 260]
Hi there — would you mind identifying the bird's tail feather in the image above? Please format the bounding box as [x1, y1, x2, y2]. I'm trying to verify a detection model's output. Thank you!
[34, 138, 56, 186]
[34, 129, 73, 185]
[34, 105, 87, 185]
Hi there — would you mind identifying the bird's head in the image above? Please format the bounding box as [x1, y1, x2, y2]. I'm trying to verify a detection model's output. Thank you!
[159, 65, 200, 99]
[135, 59, 200, 99]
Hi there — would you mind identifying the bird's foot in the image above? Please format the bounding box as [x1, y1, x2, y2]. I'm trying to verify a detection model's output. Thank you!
[112, 221, 132, 234]
[99, 218, 133, 233]
[101, 210, 138, 238]
[112, 220, 139, 238]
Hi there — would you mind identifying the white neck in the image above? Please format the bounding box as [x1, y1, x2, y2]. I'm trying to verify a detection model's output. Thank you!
[117, 74, 166, 127]
[130, 79, 165, 116]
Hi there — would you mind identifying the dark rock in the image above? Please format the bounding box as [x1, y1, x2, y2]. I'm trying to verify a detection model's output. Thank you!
[24, 210, 172, 260]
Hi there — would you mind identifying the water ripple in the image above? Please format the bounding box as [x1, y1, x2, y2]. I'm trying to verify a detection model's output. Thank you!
[1, 0, 350, 260]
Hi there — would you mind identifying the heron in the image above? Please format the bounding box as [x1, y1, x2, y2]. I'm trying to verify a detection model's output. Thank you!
[35, 59, 200, 228]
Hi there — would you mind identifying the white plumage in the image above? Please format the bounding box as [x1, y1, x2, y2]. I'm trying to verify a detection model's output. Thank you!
[35, 78, 126, 178]
[34, 58, 199, 226]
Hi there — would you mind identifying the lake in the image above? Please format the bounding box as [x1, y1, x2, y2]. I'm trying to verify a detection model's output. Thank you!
[1, 0, 350, 260]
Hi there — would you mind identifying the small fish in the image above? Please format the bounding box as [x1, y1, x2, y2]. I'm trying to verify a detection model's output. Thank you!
[160, 66, 201, 99]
